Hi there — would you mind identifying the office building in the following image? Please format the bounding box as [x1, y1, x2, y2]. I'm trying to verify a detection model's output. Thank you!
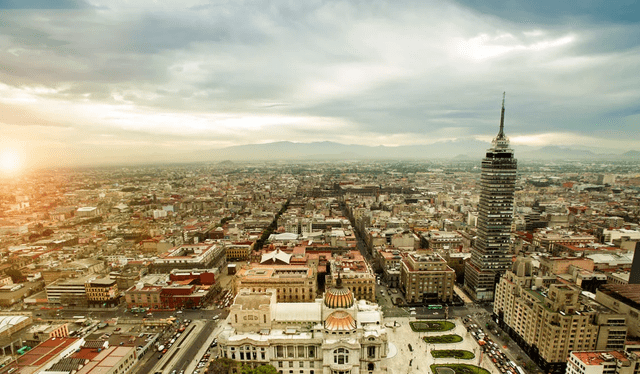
[400, 252, 455, 304]
[464, 94, 518, 301]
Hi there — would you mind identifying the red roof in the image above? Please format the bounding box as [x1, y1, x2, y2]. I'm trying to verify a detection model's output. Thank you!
[18, 337, 81, 368]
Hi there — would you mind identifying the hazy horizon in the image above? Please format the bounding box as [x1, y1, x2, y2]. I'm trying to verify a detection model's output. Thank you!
[1, 0, 640, 170]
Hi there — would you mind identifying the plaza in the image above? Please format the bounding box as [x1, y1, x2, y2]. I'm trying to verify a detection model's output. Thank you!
[383, 317, 500, 374]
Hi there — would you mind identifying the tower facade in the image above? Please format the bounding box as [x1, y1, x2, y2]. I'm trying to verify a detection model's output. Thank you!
[464, 93, 517, 301]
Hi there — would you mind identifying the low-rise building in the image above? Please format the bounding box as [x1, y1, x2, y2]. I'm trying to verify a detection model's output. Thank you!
[124, 285, 162, 310]
[46, 276, 91, 305]
[567, 351, 639, 374]
[85, 278, 119, 307]
[236, 265, 317, 303]
[422, 230, 463, 250]
[225, 243, 252, 261]
[151, 243, 224, 273]
[326, 252, 375, 302]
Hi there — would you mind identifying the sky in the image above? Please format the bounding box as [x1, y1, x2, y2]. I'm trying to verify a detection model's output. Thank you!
[1, 0, 639, 169]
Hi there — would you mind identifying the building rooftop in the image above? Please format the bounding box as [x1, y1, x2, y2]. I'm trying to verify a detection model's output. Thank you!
[598, 284, 640, 309]
[572, 351, 627, 366]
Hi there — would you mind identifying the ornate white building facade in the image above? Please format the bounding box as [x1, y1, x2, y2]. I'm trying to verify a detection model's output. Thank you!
[217, 277, 388, 374]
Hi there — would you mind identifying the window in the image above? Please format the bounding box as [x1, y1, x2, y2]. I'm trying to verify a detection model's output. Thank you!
[333, 348, 349, 365]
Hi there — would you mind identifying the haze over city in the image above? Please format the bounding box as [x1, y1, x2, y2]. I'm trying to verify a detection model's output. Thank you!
[1, 0, 639, 170]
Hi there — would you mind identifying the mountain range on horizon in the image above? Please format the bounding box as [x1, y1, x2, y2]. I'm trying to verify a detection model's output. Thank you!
[200, 140, 640, 162]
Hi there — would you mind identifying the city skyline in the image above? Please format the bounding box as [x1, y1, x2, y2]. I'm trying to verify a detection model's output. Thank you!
[1, 0, 640, 170]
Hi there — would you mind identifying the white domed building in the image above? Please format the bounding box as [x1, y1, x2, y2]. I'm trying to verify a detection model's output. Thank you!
[218, 276, 388, 374]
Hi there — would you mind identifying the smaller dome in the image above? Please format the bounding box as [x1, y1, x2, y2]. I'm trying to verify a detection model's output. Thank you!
[325, 311, 356, 331]
[324, 287, 354, 309]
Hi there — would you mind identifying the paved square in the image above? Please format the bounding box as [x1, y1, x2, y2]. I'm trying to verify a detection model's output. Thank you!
[383, 317, 500, 374]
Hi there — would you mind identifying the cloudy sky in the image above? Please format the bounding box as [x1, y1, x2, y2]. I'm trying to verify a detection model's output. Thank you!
[1, 0, 639, 168]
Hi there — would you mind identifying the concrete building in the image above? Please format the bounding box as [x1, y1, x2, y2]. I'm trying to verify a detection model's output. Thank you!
[151, 243, 224, 273]
[45, 276, 91, 305]
[0, 315, 32, 356]
[567, 351, 640, 374]
[400, 252, 455, 304]
[85, 278, 119, 307]
[494, 258, 628, 374]
[465, 95, 518, 302]
[326, 254, 375, 302]
[539, 257, 595, 276]
[532, 231, 597, 252]
[236, 265, 317, 303]
[422, 230, 463, 251]
[124, 285, 162, 310]
[14, 337, 85, 373]
[218, 280, 388, 374]
[226, 243, 253, 261]
[595, 284, 640, 339]
[374, 248, 402, 288]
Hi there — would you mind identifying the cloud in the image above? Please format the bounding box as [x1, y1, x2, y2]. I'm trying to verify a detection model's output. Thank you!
[0, 0, 639, 167]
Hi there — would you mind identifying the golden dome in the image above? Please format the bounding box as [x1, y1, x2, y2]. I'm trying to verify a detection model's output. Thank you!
[324, 311, 356, 331]
[324, 286, 354, 309]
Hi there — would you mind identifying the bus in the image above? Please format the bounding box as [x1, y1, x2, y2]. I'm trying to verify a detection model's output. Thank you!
[427, 304, 442, 310]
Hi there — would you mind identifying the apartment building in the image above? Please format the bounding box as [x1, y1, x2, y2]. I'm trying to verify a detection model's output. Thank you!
[494, 258, 628, 374]
[400, 252, 455, 304]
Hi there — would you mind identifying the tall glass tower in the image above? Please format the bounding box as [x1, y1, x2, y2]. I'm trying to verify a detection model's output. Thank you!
[464, 93, 517, 302]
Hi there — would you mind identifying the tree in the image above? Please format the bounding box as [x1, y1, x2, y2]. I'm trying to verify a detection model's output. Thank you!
[207, 358, 236, 374]
[5, 268, 26, 283]
[242, 364, 278, 374]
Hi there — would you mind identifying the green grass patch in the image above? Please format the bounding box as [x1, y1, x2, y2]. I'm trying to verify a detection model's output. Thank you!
[431, 350, 475, 359]
[410, 321, 456, 332]
[431, 364, 490, 374]
[423, 334, 463, 344]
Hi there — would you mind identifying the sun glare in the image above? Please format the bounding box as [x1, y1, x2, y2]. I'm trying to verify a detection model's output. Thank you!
[0, 149, 22, 175]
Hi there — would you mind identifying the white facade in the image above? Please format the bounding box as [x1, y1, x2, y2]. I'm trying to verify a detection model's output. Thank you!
[218, 287, 388, 374]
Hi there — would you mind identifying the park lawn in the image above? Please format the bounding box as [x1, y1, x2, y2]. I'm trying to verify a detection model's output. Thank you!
[431, 350, 475, 359]
[423, 334, 463, 344]
[410, 321, 456, 332]
[431, 364, 491, 374]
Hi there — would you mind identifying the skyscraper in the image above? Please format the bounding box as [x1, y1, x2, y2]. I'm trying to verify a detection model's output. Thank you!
[464, 93, 517, 301]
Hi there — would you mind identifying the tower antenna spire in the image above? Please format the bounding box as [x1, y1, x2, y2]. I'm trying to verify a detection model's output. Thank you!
[497, 92, 506, 139]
